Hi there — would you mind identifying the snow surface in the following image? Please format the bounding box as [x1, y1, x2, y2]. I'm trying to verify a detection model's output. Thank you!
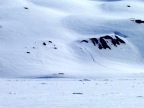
[0, 0, 144, 78]
[1, 78, 144, 108]
[1, 0, 144, 107]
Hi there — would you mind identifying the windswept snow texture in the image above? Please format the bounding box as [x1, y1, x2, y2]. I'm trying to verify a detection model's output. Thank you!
[1, 78, 144, 108]
[0, 0, 144, 78]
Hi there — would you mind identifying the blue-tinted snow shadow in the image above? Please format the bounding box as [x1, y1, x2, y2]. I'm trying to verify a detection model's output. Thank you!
[21, 75, 69, 79]
[114, 31, 128, 38]
[62, 16, 113, 35]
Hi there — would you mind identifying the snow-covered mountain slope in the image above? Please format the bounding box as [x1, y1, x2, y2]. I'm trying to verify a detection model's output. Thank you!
[0, 0, 144, 78]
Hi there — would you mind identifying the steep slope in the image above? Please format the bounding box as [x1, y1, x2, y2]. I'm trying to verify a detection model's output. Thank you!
[0, 0, 144, 78]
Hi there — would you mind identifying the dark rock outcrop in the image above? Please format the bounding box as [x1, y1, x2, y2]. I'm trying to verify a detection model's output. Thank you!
[135, 20, 144, 24]
[131, 19, 144, 24]
[80, 35, 126, 50]
[90, 38, 98, 46]
[99, 37, 111, 49]
[81, 40, 88, 43]
[115, 36, 125, 43]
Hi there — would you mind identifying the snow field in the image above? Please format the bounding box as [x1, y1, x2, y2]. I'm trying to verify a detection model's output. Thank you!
[1, 78, 144, 108]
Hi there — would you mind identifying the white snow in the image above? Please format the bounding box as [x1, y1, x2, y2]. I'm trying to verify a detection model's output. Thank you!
[1, 0, 144, 107]
[1, 78, 144, 108]
[0, 0, 144, 78]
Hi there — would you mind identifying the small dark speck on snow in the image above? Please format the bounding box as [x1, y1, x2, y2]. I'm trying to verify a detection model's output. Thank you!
[43, 42, 46, 46]
[137, 96, 143, 98]
[26, 52, 30, 54]
[54, 47, 57, 49]
[24, 7, 28, 9]
[83, 79, 91, 81]
[48, 41, 52, 43]
[41, 83, 47, 85]
[73, 93, 83, 95]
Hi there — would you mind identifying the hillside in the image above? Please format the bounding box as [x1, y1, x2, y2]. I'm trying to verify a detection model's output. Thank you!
[0, 0, 144, 78]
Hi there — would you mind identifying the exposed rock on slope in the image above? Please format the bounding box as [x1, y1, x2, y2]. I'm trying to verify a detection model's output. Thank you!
[81, 35, 126, 50]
